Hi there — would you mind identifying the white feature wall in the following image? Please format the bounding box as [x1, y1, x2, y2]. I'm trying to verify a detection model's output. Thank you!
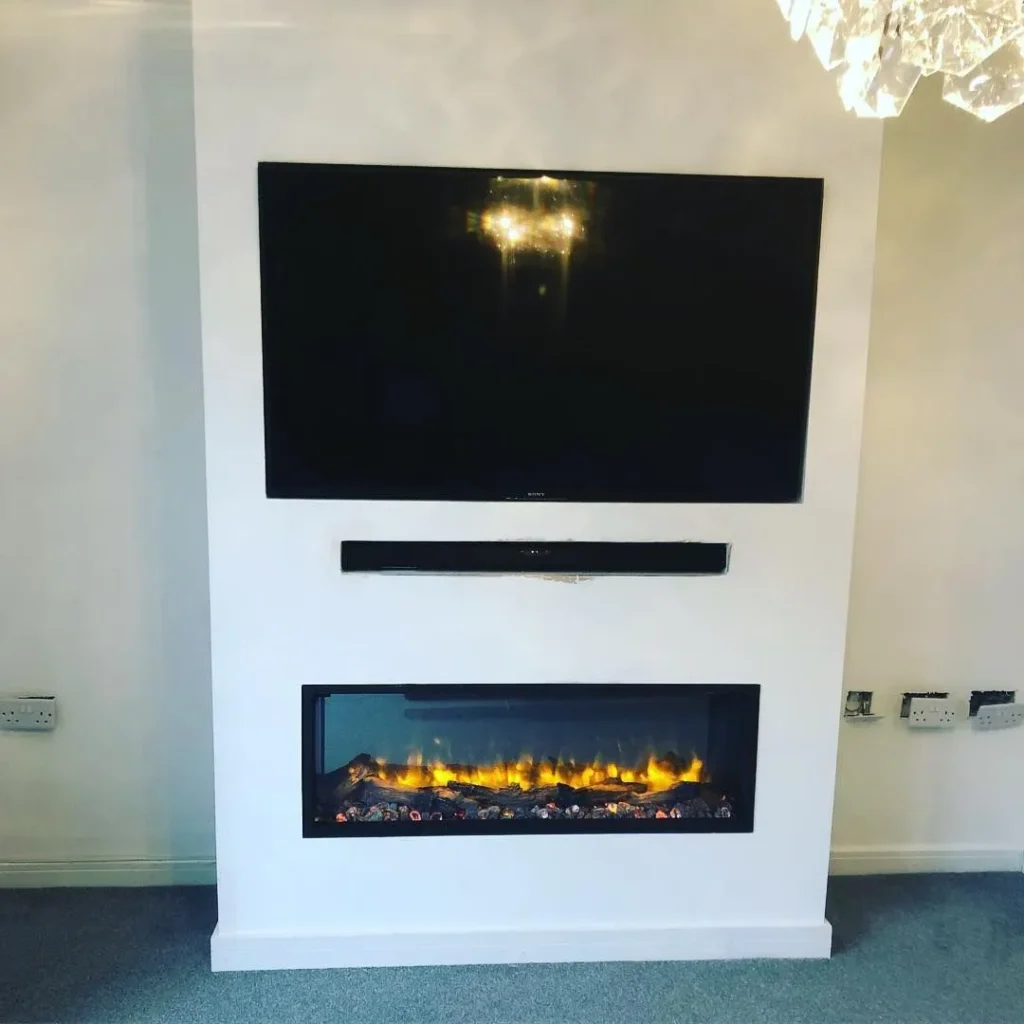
[834, 79, 1024, 873]
[0, 0, 213, 883]
[193, 0, 882, 968]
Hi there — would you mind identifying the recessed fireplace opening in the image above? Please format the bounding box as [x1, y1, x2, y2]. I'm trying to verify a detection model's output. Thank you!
[303, 684, 759, 837]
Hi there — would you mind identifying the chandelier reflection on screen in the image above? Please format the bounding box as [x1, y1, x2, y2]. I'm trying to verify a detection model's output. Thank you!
[478, 175, 589, 256]
[777, 1, 1024, 121]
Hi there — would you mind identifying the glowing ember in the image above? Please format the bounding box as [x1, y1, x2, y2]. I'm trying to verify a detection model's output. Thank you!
[376, 752, 704, 794]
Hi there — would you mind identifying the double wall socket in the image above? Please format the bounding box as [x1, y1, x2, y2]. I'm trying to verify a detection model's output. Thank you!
[0, 695, 57, 731]
[906, 696, 958, 729]
[973, 703, 1024, 731]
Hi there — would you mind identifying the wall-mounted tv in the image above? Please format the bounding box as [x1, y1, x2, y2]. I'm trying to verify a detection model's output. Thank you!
[258, 162, 823, 503]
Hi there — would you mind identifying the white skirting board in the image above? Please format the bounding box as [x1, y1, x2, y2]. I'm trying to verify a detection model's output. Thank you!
[829, 845, 1024, 875]
[0, 857, 216, 888]
[210, 921, 833, 971]
[2, 848, 1022, 889]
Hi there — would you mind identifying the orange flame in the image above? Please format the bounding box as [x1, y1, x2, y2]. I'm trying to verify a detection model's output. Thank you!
[378, 753, 703, 793]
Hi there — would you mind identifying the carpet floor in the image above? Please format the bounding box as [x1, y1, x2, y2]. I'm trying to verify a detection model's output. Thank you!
[1, 873, 1022, 1023]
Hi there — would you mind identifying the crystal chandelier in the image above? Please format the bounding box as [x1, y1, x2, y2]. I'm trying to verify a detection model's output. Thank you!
[777, 1, 1024, 121]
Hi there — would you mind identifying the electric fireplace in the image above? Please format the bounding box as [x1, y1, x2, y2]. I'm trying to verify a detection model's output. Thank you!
[303, 684, 759, 837]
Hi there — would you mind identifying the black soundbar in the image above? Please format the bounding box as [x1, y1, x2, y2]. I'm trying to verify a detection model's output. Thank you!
[340, 541, 730, 576]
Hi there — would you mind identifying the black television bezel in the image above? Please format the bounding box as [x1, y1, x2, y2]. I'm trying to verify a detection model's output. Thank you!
[258, 162, 823, 504]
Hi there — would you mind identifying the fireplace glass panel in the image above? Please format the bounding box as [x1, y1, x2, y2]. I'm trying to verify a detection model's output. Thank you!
[303, 684, 758, 836]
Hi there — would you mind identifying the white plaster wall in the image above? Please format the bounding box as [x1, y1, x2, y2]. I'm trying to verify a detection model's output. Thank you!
[0, 0, 213, 878]
[194, 0, 882, 953]
[834, 79, 1024, 866]
[3, 3, 1021, 898]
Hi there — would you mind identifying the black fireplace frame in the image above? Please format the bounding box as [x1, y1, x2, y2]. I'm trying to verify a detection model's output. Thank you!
[302, 683, 759, 838]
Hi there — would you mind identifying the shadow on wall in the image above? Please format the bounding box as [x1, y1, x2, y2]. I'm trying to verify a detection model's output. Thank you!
[132, 3, 215, 866]
[835, 75, 1024, 855]
[0, 1, 213, 866]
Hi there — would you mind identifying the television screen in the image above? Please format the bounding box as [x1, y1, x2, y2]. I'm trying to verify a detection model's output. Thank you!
[258, 162, 823, 502]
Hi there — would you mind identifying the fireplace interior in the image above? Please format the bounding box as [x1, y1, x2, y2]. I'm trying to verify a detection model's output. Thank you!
[303, 684, 758, 836]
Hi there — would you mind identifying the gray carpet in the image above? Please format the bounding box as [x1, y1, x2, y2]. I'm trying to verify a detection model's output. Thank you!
[1, 874, 1022, 1024]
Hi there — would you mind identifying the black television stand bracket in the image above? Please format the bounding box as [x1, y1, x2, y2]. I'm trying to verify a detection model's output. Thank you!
[340, 541, 730, 576]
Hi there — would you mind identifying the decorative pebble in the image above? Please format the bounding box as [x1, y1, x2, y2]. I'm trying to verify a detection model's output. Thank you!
[328, 795, 734, 825]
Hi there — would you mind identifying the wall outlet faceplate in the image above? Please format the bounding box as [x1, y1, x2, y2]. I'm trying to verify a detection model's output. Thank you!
[973, 703, 1024, 731]
[0, 695, 57, 732]
[906, 696, 958, 729]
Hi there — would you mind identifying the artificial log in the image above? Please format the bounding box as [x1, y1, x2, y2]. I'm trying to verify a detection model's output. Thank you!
[637, 781, 702, 805]
[321, 753, 720, 817]
[446, 781, 539, 806]
[327, 780, 712, 817]
[341, 779, 548, 813]
[349, 778, 437, 810]
[318, 753, 381, 803]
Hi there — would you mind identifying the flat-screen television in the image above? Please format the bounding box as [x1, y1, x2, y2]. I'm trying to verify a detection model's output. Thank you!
[258, 162, 823, 503]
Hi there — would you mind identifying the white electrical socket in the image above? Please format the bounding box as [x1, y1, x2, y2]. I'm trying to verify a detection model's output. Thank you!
[973, 703, 1024, 731]
[907, 697, 958, 729]
[0, 695, 57, 732]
